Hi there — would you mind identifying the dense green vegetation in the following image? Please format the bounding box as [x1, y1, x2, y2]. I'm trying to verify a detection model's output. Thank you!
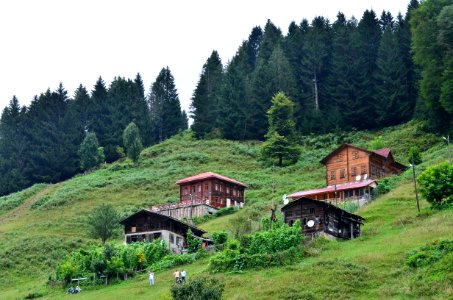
[4, 1, 452, 197]
[0, 121, 451, 299]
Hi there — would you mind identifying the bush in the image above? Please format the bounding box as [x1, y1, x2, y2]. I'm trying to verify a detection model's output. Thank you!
[170, 276, 225, 300]
[405, 240, 453, 268]
[417, 162, 453, 208]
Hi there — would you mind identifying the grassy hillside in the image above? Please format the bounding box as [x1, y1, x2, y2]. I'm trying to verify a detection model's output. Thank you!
[0, 121, 451, 299]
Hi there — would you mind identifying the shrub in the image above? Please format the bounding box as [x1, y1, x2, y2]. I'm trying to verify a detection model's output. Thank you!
[417, 162, 453, 208]
[211, 231, 228, 246]
[405, 240, 453, 268]
[170, 276, 225, 300]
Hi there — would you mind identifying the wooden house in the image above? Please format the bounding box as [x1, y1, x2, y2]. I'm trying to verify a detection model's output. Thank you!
[119, 209, 206, 253]
[281, 197, 364, 239]
[176, 172, 247, 209]
[321, 144, 406, 186]
[289, 144, 406, 203]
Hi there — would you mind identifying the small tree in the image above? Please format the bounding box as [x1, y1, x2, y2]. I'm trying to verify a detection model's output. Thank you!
[122, 122, 143, 163]
[79, 132, 103, 171]
[418, 162, 453, 208]
[408, 146, 422, 212]
[260, 92, 300, 166]
[87, 204, 121, 244]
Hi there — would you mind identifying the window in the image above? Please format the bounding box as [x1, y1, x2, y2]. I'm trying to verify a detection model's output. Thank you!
[131, 225, 136, 233]
[309, 208, 315, 214]
[197, 185, 201, 192]
[330, 171, 336, 180]
[170, 234, 174, 244]
[215, 184, 218, 191]
[226, 187, 230, 194]
[184, 187, 188, 195]
[361, 165, 366, 175]
[340, 169, 346, 179]
[336, 154, 344, 162]
[220, 185, 223, 192]
[352, 151, 359, 159]
[351, 167, 356, 176]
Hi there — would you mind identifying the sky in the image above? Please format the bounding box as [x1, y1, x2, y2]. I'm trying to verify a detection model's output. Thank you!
[0, 0, 411, 116]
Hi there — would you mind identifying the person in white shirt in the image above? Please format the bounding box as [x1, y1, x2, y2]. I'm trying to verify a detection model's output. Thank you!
[149, 271, 155, 286]
[181, 269, 186, 283]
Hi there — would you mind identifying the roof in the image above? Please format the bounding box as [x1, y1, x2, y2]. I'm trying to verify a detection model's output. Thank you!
[320, 144, 372, 165]
[176, 172, 247, 187]
[373, 148, 391, 158]
[288, 179, 377, 199]
[119, 209, 206, 236]
[281, 197, 365, 223]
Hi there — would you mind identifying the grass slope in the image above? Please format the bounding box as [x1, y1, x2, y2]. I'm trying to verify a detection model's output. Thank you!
[0, 121, 451, 299]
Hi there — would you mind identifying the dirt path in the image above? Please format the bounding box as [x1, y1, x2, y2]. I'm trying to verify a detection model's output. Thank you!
[0, 184, 54, 223]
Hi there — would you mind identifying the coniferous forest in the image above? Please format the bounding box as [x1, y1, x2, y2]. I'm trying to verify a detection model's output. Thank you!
[1, 0, 452, 196]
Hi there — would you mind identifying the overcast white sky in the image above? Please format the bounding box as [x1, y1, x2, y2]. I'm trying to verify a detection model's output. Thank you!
[0, 0, 410, 115]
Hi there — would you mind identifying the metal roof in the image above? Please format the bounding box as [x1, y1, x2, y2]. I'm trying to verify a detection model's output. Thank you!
[288, 179, 377, 199]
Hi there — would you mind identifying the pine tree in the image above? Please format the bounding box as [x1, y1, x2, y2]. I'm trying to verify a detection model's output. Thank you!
[374, 19, 412, 127]
[148, 67, 186, 143]
[261, 92, 300, 166]
[0, 96, 28, 195]
[411, 0, 453, 131]
[190, 51, 224, 138]
[123, 122, 143, 163]
[217, 27, 263, 140]
[248, 20, 284, 140]
[301, 16, 332, 112]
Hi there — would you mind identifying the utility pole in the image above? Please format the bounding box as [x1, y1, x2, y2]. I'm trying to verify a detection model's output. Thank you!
[411, 159, 420, 213]
[443, 135, 451, 164]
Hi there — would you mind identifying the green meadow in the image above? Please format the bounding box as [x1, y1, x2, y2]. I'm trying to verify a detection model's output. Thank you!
[0, 121, 451, 299]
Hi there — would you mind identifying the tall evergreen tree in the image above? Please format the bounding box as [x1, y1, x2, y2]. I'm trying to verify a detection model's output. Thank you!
[374, 17, 413, 127]
[411, 0, 453, 131]
[190, 51, 224, 138]
[148, 67, 186, 143]
[0, 96, 28, 195]
[248, 20, 284, 140]
[79, 132, 103, 172]
[356, 9, 382, 128]
[217, 27, 263, 140]
[301, 16, 332, 112]
[89, 77, 110, 149]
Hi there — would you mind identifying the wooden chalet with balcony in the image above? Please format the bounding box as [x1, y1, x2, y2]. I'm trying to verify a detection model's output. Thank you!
[151, 172, 247, 220]
[288, 144, 407, 204]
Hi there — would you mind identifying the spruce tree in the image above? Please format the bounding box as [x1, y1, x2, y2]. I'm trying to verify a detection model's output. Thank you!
[190, 51, 224, 138]
[0, 96, 28, 195]
[148, 67, 186, 143]
[261, 92, 300, 166]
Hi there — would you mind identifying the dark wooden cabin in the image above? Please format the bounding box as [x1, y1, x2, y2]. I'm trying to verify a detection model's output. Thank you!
[176, 172, 247, 209]
[281, 197, 364, 239]
[119, 209, 206, 253]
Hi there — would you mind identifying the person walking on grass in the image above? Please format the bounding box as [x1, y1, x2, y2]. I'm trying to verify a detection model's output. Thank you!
[181, 269, 186, 283]
[149, 270, 154, 286]
[173, 270, 180, 284]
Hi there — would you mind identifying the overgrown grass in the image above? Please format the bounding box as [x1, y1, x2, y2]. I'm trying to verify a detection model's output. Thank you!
[0, 183, 47, 212]
[0, 122, 452, 299]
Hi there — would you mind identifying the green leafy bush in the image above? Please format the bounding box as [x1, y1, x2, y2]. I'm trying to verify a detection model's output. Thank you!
[417, 162, 453, 208]
[405, 240, 453, 268]
[209, 220, 303, 272]
[170, 276, 225, 300]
